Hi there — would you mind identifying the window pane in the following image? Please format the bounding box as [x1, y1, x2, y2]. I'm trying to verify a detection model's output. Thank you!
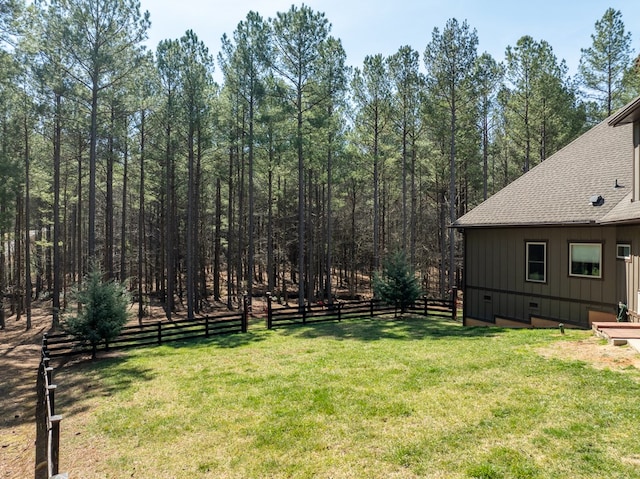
[528, 262, 545, 281]
[527, 242, 546, 282]
[570, 243, 601, 278]
[529, 244, 545, 262]
[571, 244, 600, 263]
[617, 244, 630, 259]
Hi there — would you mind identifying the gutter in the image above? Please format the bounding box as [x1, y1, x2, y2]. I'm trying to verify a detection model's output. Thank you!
[451, 220, 596, 229]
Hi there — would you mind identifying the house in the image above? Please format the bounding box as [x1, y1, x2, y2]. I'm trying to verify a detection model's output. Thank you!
[453, 96, 640, 328]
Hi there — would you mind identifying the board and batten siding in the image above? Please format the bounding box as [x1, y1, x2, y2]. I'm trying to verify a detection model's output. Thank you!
[464, 226, 619, 327]
[618, 225, 640, 317]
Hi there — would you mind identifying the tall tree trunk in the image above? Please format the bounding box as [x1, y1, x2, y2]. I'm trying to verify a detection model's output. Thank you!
[226, 144, 235, 309]
[325, 134, 333, 305]
[439, 188, 447, 297]
[0, 221, 5, 330]
[373, 125, 380, 273]
[483, 112, 489, 200]
[120, 116, 129, 282]
[237, 131, 245, 307]
[306, 170, 314, 303]
[14, 193, 23, 321]
[24, 109, 32, 330]
[165, 114, 174, 320]
[137, 111, 145, 323]
[448, 96, 456, 291]
[76, 133, 83, 281]
[186, 125, 195, 320]
[196, 127, 204, 313]
[247, 96, 255, 306]
[105, 105, 115, 278]
[349, 181, 356, 298]
[410, 141, 417, 267]
[213, 177, 221, 302]
[267, 151, 274, 294]
[402, 119, 408, 253]
[297, 92, 305, 310]
[88, 75, 99, 261]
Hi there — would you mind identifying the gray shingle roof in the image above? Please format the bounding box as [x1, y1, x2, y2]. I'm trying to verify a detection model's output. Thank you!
[453, 118, 635, 228]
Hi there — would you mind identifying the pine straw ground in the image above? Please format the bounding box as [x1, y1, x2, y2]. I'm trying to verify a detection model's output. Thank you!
[2, 302, 640, 478]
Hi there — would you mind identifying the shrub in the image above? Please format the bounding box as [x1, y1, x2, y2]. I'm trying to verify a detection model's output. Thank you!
[63, 268, 130, 358]
[373, 251, 422, 316]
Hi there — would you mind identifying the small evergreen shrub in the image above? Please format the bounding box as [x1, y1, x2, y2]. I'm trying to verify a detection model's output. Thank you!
[63, 267, 130, 358]
[373, 251, 422, 315]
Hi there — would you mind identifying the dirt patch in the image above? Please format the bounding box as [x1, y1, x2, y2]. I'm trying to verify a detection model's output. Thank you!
[538, 335, 640, 373]
[0, 307, 51, 479]
[0, 299, 256, 478]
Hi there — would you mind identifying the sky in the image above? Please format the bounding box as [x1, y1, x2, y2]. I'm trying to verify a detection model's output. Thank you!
[139, 0, 640, 82]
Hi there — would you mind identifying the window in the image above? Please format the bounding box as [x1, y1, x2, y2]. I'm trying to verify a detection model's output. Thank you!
[526, 242, 546, 282]
[569, 243, 602, 278]
[617, 243, 631, 259]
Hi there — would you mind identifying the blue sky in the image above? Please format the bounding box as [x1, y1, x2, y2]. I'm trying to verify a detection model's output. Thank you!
[139, 0, 640, 81]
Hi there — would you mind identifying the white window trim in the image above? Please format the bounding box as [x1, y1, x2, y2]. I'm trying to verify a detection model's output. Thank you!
[617, 243, 631, 260]
[526, 241, 546, 283]
[569, 242, 602, 279]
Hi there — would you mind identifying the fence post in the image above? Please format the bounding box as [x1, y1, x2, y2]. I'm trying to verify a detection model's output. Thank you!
[157, 321, 162, 345]
[424, 295, 428, 317]
[50, 415, 62, 476]
[242, 294, 249, 333]
[47, 384, 57, 416]
[370, 299, 374, 317]
[302, 301, 307, 324]
[43, 357, 53, 384]
[35, 362, 48, 479]
[337, 302, 342, 321]
[205, 316, 210, 337]
[266, 292, 272, 330]
[451, 287, 458, 321]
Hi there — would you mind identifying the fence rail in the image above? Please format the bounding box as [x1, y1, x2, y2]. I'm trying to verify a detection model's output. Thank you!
[42, 311, 247, 358]
[266, 291, 458, 329]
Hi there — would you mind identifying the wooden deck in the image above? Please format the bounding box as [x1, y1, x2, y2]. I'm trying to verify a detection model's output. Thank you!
[592, 322, 640, 347]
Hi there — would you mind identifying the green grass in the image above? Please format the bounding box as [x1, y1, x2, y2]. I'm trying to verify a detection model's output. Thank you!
[58, 318, 640, 478]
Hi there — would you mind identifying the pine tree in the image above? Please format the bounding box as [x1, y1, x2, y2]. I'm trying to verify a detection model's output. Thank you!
[578, 8, 632, 120]
[424, 18, 478, 293]
[271, 4, 330, 309]
[63, 267, 130, 359]
[373, 251, 422, 316]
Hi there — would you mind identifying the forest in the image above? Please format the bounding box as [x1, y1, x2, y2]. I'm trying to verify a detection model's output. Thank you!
[0, 1, 639, 329]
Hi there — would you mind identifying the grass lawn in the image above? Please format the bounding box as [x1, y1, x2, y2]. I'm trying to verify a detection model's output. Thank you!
[56, 317, 640, 478]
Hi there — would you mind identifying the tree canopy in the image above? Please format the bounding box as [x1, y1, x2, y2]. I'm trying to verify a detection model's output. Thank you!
[1, 2, 638, 329]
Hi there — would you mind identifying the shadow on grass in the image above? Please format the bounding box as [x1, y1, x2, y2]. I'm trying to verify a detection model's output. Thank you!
[55, 355, 157, 418]
[160, 330, 269, 350]
[279, 316, 505, 342]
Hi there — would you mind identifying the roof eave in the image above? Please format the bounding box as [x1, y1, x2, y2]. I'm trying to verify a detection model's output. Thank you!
[609, 96, 640, 126]
[452, 220, 596, 229]
[598, 217, 640, 226]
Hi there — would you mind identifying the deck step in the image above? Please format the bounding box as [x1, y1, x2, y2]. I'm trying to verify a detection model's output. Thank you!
[593, 322, 640, 346]
[592, 321, 640, 330]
